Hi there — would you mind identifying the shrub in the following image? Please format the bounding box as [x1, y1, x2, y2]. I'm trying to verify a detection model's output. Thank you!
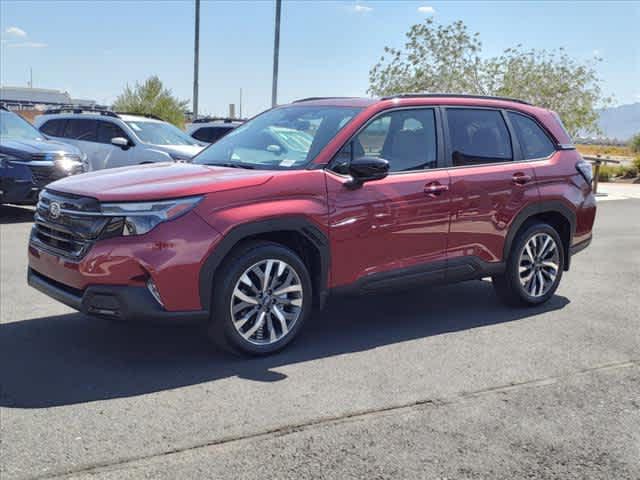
[630, 133, 640, 154]
[597, 164, 614, 182]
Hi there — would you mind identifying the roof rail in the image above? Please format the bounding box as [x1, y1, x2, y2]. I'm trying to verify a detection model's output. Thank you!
[292, 96, 360, 103]
[380, 93, 532, 105]
[192, 116, 245, 124]
[114, 111, 163, 121]
[43, 106, 120, 117]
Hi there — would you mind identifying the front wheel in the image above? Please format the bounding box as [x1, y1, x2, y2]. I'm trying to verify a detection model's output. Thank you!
[208, 242, 312, 356]
[493, 222, 564, 307]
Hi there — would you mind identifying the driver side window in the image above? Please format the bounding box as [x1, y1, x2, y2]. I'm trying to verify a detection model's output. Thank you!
[335, 109, 437, 173]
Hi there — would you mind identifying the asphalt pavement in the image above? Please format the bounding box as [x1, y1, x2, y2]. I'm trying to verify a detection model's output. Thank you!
[1, 199, 638, 480]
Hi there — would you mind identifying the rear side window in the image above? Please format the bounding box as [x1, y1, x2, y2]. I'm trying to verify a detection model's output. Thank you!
[193, 126, 233, 143]
[447, 109, 512, 166]
[63, 119, 97, 142]
[508, 112, 556, 159]
[40, 119, 66, 137]
[97, 121, 129, 144]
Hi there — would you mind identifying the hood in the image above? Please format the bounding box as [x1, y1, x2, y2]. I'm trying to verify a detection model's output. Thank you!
[46, 162, 274, 202]
[149, 144, 205, 160]
[0, 138, 82, 160]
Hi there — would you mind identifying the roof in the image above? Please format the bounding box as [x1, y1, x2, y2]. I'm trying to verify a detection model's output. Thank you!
[288, 94, 536, 109]
[0, 86, 73, 105]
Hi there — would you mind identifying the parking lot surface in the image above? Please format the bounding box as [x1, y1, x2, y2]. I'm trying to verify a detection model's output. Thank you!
[1, 199, 638, 480]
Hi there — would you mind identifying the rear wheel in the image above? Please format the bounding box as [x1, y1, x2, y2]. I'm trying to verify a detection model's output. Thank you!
[208, 241, 312, 355]
[493, 222, 564, 306]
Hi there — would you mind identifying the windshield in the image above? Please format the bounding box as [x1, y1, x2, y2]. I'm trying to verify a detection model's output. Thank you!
[0, 110, 44, 142]
[126, 121, 198, 146]
[193, 105, 362, 169]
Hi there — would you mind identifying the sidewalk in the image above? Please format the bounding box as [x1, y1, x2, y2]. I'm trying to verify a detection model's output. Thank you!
[596, 182, 640, 201]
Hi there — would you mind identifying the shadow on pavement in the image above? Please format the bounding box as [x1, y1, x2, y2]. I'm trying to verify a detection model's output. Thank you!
[0, 205, 35, 224]
[0, 280, 569, 408]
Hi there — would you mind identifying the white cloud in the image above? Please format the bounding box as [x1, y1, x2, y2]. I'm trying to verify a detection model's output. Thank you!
[5, 26, 27, 38]
[7, 42, 47, 48]
[417, 5, 435, 14]
[352, 4, 372, 13]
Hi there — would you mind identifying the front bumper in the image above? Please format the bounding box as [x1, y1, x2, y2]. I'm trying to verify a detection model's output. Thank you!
[28, 209, 221, 313]
[28, 268, 208, 323]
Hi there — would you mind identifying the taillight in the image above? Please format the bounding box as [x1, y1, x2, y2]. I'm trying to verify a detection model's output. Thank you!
[576, 160, 593, 185]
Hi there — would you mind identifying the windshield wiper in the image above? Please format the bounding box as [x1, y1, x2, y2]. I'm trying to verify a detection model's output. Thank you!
[203, 162, 255, 170]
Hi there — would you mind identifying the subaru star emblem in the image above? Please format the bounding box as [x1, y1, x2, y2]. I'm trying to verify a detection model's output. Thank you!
[49, 202, 61, 219]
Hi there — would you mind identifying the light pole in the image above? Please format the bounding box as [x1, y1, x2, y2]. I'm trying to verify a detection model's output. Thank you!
[193, 0, 200, 119]
[271, 0, 282, 107]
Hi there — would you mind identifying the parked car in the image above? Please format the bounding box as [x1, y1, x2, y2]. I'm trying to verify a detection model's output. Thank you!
[27, 94, 596, 356]
[1, 106, 85, 205]
[34, 108, 205, 171]
[186, 117, 243, 144]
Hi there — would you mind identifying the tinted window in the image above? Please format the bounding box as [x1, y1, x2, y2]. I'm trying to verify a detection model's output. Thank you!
[63, 119, 97, 142]
[97, 121, 129, 144]
[342, 109, 437, 173]
[447, 109, 512, 166]
[193, 126, 233, 143]
[508, 112, 555, 159]
[40, 119, 66, 137]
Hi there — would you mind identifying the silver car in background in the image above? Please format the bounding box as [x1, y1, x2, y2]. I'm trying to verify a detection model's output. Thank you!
[34, 108, 205, 171]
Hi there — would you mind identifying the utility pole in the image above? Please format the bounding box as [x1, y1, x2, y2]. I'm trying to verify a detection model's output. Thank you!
[29, 67, 33, 88]
[239, 88, 243, 118]
[192, 0, 200, 119]
[271, 0, 282, 107]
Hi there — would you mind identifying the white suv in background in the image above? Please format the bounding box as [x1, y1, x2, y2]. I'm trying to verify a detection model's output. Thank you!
[34, 108, 206, 171]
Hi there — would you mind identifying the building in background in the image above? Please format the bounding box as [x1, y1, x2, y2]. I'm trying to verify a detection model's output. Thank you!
[0, 86, 101, 122]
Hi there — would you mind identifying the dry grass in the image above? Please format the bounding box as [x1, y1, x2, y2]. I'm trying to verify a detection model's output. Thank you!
[576, 144, 633, 158]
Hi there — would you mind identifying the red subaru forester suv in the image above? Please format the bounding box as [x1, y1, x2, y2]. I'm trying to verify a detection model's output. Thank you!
[28, 95, 596, 355]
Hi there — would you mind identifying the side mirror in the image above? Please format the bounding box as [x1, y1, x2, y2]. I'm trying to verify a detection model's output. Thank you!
[266, 144, 283, 154]
[346, 156, 389, 189]
[111, 137, 130, 149]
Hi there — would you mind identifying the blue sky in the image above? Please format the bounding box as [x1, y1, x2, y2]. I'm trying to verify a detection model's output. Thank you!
[1, 1, 638, 117]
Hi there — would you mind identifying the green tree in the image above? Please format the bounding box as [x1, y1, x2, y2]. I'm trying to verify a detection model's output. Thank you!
[112, 76, 189, 128]
[630, 133, 640, 153]
[369, 18, 610, 137]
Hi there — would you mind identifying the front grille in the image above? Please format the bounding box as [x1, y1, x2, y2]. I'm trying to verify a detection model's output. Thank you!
[29, 165, 68, 188]
[32, 190, 108, 260]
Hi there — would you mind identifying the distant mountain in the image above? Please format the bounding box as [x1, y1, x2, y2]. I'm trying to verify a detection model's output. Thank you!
[596, 103, 640, 141]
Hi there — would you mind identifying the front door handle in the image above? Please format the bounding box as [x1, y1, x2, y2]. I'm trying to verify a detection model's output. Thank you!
[512, 173, 532, 185]
[424, 183, 449, 196]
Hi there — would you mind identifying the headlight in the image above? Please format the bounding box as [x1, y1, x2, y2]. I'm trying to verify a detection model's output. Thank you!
[56, 156, 80, 172]
[101, 196, 202, 236]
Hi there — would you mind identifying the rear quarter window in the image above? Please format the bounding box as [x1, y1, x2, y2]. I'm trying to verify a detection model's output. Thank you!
[64, 119, 98, 142]
[40, 119, 67, 137]
[508, 112, 556, 159]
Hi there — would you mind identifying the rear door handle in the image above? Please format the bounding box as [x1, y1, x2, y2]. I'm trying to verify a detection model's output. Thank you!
[424, 183, 449, 196]
[512, 173, 532, 185]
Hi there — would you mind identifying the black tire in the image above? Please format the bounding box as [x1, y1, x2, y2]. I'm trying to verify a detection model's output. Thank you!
[492, 222, 565, 307]
[207, 241, 312, 356]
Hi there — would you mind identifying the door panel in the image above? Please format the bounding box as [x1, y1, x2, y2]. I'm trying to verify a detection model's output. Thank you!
[447, 163, 538, 263]
[444, 107, 539, 265]
[326, 170, 451, 287]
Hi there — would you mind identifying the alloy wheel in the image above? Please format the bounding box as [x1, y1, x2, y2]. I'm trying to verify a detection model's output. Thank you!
[230, 259, 303, 345]
[518, 232, 560, 297]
